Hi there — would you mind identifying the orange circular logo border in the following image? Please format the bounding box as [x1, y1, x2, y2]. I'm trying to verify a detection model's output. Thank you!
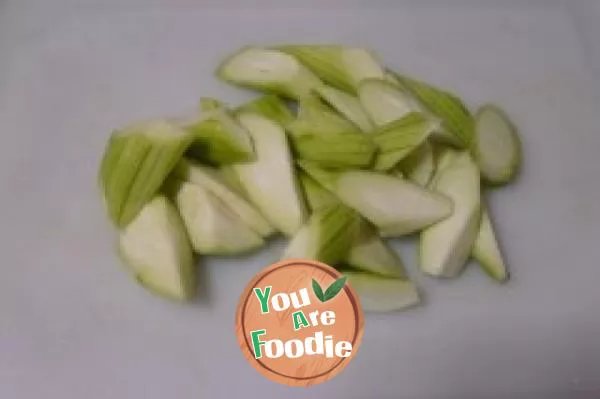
[235, 259, 364, 386]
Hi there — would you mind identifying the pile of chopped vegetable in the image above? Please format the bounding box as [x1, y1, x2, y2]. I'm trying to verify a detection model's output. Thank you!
[99, 45, 521, 311]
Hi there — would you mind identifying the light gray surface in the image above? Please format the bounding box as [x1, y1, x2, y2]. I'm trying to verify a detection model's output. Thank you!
[1, 1, 600, 398]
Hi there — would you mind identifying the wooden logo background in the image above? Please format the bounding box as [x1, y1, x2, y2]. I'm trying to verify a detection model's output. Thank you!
[235, 259, 364, 386]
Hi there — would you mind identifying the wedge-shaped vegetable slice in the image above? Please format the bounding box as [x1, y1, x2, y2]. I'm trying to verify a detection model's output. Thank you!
[235, 94, 294, 126]
[99, 134, 127, 191]
[299, 163, 453, 236]
[291, 132, 376, 168]
[298, 170, 339, 213]
[292, 94, 357, 134]
[277, 45, 385, 93]
[288, 95, 365, 141]
[473, 105, 521, 185]
[99, 134, 147, 215]
[99, 119, 193, 227]
[358, 78, 430, 127]
[182, 107, 255, 165]
[283, 204, 360, 265]
[472, 206, 509, 282]
[346, 221, 406, 278]
[232, 112, 306, 236]
[217, 47, 322, 99]
[173, 159, 274, 237]
[390, 72, 474, 147]
[421, 151, 481, 277]
[370, 112, 436, 171]
[118, 196, 195, 301]
[344, 272, 420, 312]
[288, 95, 376, 168]
[399, 141, 436, 186]
[172, 181, 265, 255]
[314, 85, 374, 132]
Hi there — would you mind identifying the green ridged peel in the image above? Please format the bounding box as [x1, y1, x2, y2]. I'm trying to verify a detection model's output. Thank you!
[288, 95, 376, 168]
[370, 112, 436, 171]
[235, 94, 294, 126]
[182, 106, 255, 165]
[346, 221, 407, 278]
[99, 119, 193, 228]
[390, 72, 474, 147]
[298, 170, 339, 213]
[283, 204, 361, 265]
[277, 45, 385, 93]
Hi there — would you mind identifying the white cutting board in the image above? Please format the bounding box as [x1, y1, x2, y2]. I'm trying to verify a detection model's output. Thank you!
[1, 1, 600, 398]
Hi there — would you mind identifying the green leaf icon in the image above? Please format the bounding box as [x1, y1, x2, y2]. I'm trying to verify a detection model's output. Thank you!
[312, 278, 325, 302]
[312, 276, 347, 303]
[323, 276, 347, 301]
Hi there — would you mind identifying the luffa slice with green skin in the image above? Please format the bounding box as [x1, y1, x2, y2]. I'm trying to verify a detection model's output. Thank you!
[232, 111, 307, 236]
[291, 132, 376, 168]
[118, 195, 196, 301]
[472, 206, 509, 282]
[172, 159, 274, 237]
[346, 221, 407, 278]
[370, 112, 437, 171]
[388, 71, 474, 147]
[288, 96, 376, 168]
[276, 45, 385, 93]
[282, 204, 360, 265]
[100, 134, 150, 220]
[299, 162, 453, 236]
[99, 119, 193, 228]
[298, 170, 339, 213]
[217, 47, 322, 99]
[235, 94, 294, 126]
[297, 171, 404, 283]
[292, 94, 356, 133]
[420, 151, 481, 277]
[472, 104, 521, 185]
[295, 136, 408, 273]
[359, 78, 431, 127]
[182, 107, 255, 165]
[343, 271, 420, 312]
[99, 134, 127, 191]
[120, 143, 190, 226]
[399, 141, 436, 187]
[314, 84, 374, 132]
[359, 78, 465, 159]
[171, 181, 265, 255]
